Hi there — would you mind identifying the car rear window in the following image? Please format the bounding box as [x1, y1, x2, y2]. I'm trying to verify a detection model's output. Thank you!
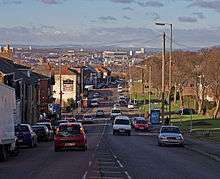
[112, 109, 121, 113]
[15, 125, 29, 132]
[115, 119, 130, 125]
[161, 127, 180, 133]
[136, 120, 147, 124]
[58, 125, 81, 136]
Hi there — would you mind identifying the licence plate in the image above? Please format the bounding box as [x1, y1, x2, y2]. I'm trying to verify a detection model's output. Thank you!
[18, 139, 23, 143]
[65, 143, 76, 147]
[140, 127, 144, 130]
[119, 129, 125, 132]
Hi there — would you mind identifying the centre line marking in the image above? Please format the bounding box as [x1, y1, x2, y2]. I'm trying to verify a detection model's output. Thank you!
[116, 160, 124, 168]
[125, 171, 132, 179]
[82, 171, 88, 179]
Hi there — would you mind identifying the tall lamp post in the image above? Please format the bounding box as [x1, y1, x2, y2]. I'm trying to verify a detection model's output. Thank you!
[156, 22, 173, 120]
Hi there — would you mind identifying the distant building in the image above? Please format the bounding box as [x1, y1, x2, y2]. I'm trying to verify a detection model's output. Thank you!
[0, 44, 13, 59]
[53, 67, 80, 107]
[103, 51, 128, 63]
[135, 48, 145, 54]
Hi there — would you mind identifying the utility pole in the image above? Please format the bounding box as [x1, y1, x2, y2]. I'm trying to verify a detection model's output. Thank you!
[141, 68, 144, 94]
[59, 58, 62, 119]
[148, 66, 152, 114]
[161, 32, 166, 122]
[168, 24, 173, 120]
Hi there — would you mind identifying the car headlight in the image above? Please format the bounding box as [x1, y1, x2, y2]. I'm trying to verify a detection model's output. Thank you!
[159, 136, 166, 139]
[177, 136, 183, 140]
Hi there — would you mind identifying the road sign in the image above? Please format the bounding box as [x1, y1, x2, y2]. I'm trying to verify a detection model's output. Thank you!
[150, 108, 161, 125]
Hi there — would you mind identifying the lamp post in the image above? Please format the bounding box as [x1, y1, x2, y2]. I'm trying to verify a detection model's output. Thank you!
[156, 22, 173, 120]
[59, 58, 62, 119]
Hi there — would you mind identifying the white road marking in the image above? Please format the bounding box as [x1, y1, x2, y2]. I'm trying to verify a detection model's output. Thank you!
[113, 155, 117, 159]
[89, 161, 92, 167]
[116, 160, 124, 168]
[125, 171, 132, 179]
[82, 171, 88, 179]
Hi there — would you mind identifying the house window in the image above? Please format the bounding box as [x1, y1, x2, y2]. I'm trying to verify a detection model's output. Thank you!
[63, 79, 74, 92]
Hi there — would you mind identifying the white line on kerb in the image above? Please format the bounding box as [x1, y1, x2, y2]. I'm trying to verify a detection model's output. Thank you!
[116, 160, 124, 168]
[125, 171, 132, 179]
[82, 171, 88, 179]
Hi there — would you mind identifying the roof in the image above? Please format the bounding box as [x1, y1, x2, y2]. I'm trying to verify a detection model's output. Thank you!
[54, 66, 79, 75]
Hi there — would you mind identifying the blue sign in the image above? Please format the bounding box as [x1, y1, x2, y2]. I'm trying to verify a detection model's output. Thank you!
[48, 104, 60, 114]
[150, 108, 161, 125]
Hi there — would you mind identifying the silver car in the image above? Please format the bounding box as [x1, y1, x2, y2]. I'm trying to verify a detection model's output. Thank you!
[158, 126, 184, 146]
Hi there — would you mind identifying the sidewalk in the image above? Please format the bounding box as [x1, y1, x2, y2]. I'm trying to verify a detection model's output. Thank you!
[184, 135, 220, 161]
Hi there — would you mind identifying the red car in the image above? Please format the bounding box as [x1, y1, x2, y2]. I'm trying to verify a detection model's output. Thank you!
[54, 123, 87, 152]
[134, 120, 150, 131]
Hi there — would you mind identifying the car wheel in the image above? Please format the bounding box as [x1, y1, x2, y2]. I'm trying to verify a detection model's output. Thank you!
[113, 130, 116, 135]
[0, 146, 8, 161]
[179, 143, 184, 147]
[82, 145, 87, 151]
[158, 141, 162, 147]
[54, 146, 60, 152]
[127, 131, 131, 136]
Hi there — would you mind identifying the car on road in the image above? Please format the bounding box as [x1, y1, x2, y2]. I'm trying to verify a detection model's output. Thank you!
[113, 116, 131, 136]
[15, 124, 37, 148]
[111, 108, 122, 120]
[32, 125, 50, 141]
[54, 123, 87, 152]
[127, 102, 134, 109]
[113, 103, 120, 108]
[134, 120, 150, 131]
[90, 98, 99, 107]
[158, 126, 184, 147]
[131, 117, 145, 127]
[96, 109, 105, 117]
[36, 122, 54, 141]
[82, 115, 94, 124]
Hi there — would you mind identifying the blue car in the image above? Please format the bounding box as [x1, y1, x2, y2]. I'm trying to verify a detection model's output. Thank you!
[15, 124, 38, 148]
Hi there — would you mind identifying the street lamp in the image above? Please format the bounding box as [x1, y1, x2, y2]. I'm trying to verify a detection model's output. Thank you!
[156, 22, 173, 120]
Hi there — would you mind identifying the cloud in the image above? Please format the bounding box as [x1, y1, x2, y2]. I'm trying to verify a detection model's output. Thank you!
[123, 15, 131, 20]
[37, 0, 65, 4]
[110, 0, 134, 3]
[188, 0, 220, 13]
[122, 6, 134, 11]
[137, 1, 164, 7]
[193, 12, 206, 19]
[0, 0, 22, 5]
[178, 16, 198, 23]
[146, 12, 160, 21]
[98, 16, 117, 22]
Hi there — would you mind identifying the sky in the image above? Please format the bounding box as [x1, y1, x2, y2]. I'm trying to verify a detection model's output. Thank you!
[0, 0, 220, 48]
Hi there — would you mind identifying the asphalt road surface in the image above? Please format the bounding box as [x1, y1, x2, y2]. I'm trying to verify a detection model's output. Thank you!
[1, 89, 220, 179]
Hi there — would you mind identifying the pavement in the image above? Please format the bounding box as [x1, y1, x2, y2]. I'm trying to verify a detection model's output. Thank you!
[184, 136, 220, 162]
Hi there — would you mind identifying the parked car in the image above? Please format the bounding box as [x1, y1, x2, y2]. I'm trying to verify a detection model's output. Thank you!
[113, 103, 120, 108]
[32, 125, 50, 141]
[158, 126, 184, 147]
[15, 124, 37, 148]
[96, 109, 105, 117]
[36, 122, 54, 141]
[134, 120, 150, 131]
[113, 116, 131, 136]
[179, 108, 196, 115]
[54, 123, 87, 151]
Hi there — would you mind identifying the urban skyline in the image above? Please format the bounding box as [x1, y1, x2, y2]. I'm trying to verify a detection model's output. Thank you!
[1, 0, 220, 47]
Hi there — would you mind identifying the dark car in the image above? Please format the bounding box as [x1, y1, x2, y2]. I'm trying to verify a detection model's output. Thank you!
[15, 124, 37, 148]
[54, 123, 87, 152]
[36, 122, 54, 141]
[96, 109, 105, 117]
[179, 108, 196, 115]
[32, 125, 50, 141]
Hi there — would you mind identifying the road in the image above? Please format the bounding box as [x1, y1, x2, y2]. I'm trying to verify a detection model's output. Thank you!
[0, 89, 220, 179]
